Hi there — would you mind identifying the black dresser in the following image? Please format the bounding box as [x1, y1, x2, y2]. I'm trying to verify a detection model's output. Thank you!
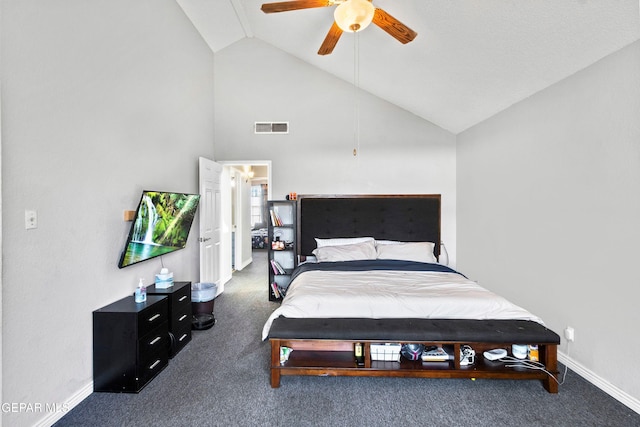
[146, 281, 192, 358]
[93, 295, 169, 393]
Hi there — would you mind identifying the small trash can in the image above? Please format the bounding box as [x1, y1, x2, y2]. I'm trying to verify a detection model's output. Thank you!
[191, 282, 217, 330]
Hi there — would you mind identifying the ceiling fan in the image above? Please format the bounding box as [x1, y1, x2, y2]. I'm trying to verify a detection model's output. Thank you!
[261, 0, 418, 55]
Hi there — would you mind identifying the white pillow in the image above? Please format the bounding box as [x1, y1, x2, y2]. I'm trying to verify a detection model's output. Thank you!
[315, 236, 374, 248]
[298, 255, 317, 264]
[374, 240, 404, 246]
[312, 241, 377, 262]
[375, 241, 437, 263]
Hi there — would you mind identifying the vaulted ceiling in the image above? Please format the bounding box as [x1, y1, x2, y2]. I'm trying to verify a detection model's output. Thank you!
[177, 0, 640, 133]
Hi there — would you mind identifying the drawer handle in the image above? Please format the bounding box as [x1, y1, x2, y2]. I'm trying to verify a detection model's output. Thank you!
[148, 314, 161, 322]
[178, 314, 187, 322]
[178, 296, 187, 302]
[149, 336, 162, 345]
[149, 359, 161, 370]
[178, 334, 188, 342]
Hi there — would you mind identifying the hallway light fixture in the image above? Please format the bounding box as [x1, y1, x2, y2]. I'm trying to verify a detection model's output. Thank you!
[244, 166, 255, 178]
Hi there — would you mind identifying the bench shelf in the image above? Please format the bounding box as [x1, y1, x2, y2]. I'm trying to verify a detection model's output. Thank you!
[270, 338, 558, 393]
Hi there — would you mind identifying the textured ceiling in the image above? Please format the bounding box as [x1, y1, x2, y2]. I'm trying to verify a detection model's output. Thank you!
[177, 0, 640, 133]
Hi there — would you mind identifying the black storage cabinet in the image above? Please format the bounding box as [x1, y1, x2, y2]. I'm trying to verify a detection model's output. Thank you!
[93, 295, 169, 393]
[146, 281, 192, 357]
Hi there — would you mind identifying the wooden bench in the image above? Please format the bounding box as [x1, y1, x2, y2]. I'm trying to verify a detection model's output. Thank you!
[268, 317, 561, 392]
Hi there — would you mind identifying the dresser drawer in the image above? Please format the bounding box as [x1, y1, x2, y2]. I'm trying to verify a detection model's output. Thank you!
[138, 322, 169, 366]
[137, 298, 168, 338]
[171, 320, 192, 354]
[172, 283, 191, 309]
[174, 303, 191, 329]
[137, 351, 168, 389]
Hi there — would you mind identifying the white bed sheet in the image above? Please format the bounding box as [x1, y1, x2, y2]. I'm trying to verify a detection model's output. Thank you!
[262, 269, 542, 340]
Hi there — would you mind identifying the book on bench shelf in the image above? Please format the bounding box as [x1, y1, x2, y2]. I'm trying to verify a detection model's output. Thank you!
[421, 346, 453, 362]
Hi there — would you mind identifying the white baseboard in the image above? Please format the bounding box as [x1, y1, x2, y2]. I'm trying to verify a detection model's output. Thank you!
[34, 381, 93, 427]
[219, 272, 232, 288]
[559, 350, 640, 415]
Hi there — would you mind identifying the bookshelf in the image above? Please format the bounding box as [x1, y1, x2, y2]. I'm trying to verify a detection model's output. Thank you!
[267, 200, 297, 301]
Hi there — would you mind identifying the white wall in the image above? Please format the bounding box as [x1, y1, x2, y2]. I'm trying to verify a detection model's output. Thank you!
[1, 1, 214, 426]
[457, 40, 640, 405]
[0, 2, 4, 420]
[213, 38, 458, 265]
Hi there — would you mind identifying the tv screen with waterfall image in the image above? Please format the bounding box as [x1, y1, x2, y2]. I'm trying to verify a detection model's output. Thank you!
[118, 191, 201, 268]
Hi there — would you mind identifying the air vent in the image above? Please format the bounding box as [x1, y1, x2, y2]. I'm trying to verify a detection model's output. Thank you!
[255, 122, 289, 134]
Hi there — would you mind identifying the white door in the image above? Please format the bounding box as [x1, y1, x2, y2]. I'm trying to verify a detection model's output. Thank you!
[199, 157, 223, 293]
[234, 172, 253, 270]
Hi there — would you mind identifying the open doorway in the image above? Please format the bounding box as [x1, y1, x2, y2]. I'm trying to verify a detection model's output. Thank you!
[219, 161, 271, 281]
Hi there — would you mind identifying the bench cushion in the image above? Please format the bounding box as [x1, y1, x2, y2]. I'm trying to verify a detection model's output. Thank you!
[268, 317, 560, 344]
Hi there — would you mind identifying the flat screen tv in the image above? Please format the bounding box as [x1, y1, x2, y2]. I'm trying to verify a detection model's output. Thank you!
[118, 190, 201, 269]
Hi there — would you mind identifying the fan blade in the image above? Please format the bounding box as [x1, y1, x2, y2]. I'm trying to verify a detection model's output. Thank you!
[261, 0, 332, 14]
[372, 8, 417, 44]
[318, 21, 343, 55]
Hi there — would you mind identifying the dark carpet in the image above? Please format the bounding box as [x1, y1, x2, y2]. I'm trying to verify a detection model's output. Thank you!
[56, 251, 640, 427]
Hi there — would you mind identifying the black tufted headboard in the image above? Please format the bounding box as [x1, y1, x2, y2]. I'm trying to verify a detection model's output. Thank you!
[296, 194, 441, 259]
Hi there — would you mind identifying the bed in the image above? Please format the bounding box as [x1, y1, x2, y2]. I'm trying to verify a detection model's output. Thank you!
[264, 194, 560, 392]
[251, 227, 268, 249]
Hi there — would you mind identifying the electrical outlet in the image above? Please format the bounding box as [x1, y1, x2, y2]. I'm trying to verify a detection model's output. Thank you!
[25, 210, 38, 230]
[564, 326, 575, 342]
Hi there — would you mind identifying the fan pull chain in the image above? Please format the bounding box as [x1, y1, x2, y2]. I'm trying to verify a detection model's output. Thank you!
[353, 32, 361, 158]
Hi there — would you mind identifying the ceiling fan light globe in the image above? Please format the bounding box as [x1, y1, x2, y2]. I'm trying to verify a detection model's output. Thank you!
[334, 0, 375, 33]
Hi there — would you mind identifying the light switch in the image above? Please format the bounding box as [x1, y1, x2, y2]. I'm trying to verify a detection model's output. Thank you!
[25, 210, 37, 230]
